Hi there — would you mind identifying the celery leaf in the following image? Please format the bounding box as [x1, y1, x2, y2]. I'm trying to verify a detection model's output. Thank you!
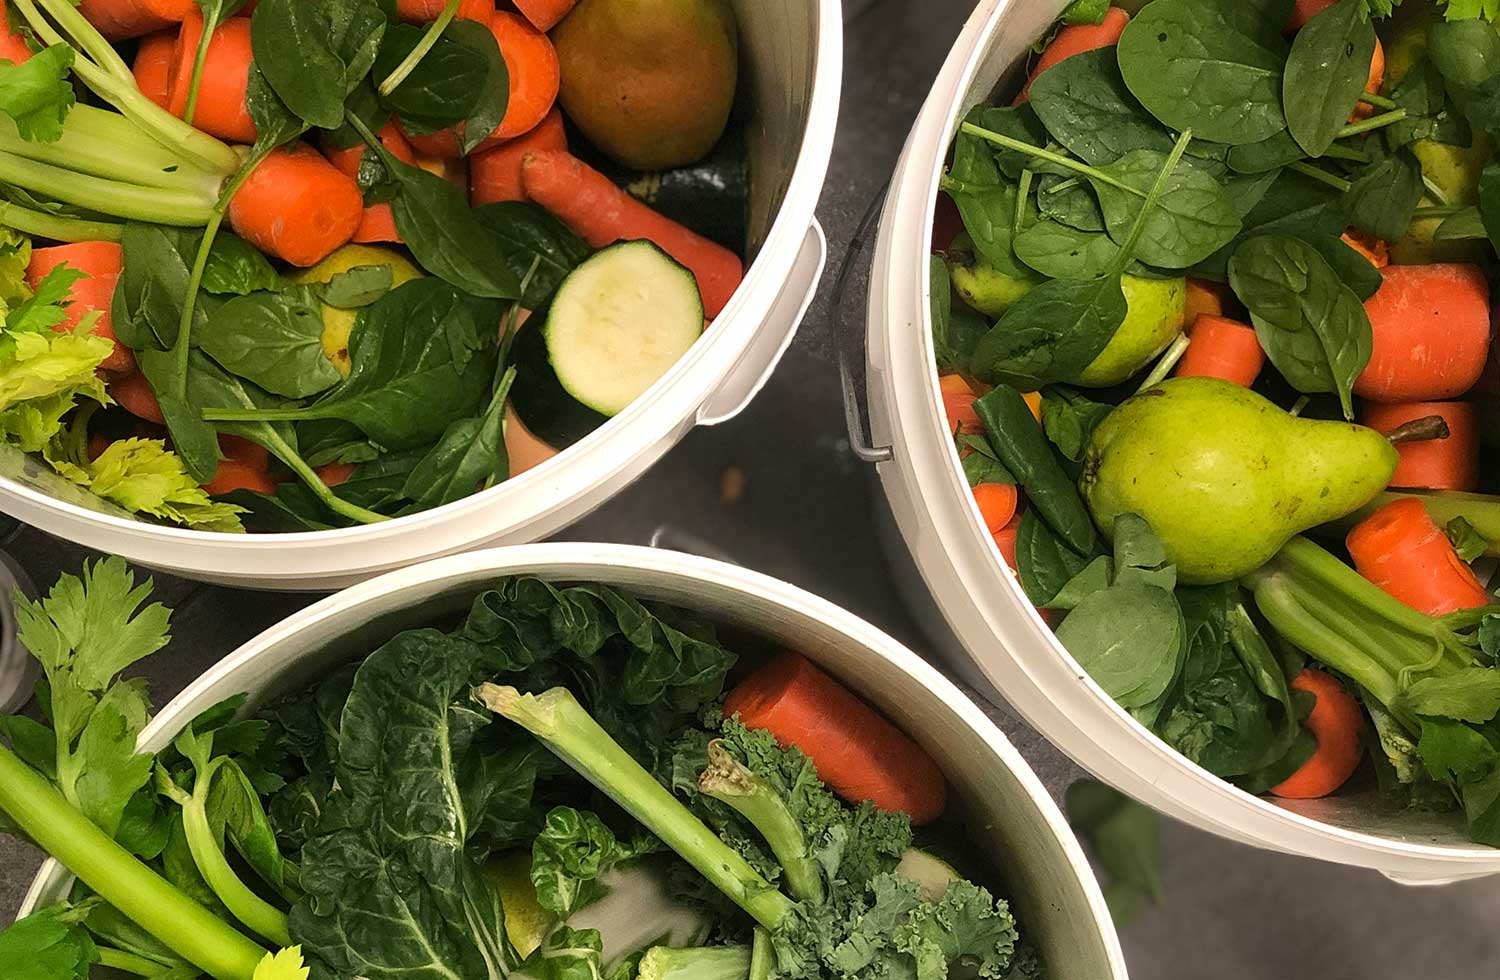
[0, 44, 76, 142]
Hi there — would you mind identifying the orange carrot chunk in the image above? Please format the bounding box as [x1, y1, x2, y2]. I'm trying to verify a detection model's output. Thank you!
[396, 0, 492, 22]
[972, 482, 1018, 534]
[1270, 668, 1365, 799]
[110, 370, 165, 424]
[1357, 264, 1491, 402]
[78, 0, 195, 41]
[325, 122, 418, 244]
[1175, 315, 1264, 388]
[521, 149, 744, 317]
[724, 652, 948, 825]
[218, 433, 268, 472]
[133, 30, 174, 109]
[27, 242, 134, 375]
[228, 144, 363, 267]
[1015, 7, 1129, 104]
[1346, 498, 1491, 616]
[513, 0, 577, 32]
[992, 513, 1022, 570]
[1183, 277, 1225, 328]
[1341, 228, 1388, 269]
[1362, 401, 1478, 492]
[470, 107, 567, 206]
[166, 10, 255, 144]
[315, 462, 357, 488]
[0, 0, 32, 64]
[202, 458, 277, 496]
[1351, 39, 1385, 122]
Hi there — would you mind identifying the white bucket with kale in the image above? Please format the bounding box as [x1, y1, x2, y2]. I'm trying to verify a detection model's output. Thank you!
[0, 0, 836, 590]
[10, 544, 1125, 979]
[861, 0, 1500, 882]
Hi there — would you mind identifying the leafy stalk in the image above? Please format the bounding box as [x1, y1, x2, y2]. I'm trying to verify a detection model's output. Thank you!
[0, 201, 122, 243]
[636, 945, 752, 980]
[379, 0, 463, 96]
[698, 740, 823, 904]
[97, 948, 172, 976]
[1288, 160, 1353, 193]
[0, 744, 268, 980]
[1337, 107, 1408, 138]
[958, 122, 1147, 197]
[476, 685, 797, 931]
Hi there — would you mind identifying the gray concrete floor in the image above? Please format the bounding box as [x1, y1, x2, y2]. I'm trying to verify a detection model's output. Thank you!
[4, 1, 1500, 976]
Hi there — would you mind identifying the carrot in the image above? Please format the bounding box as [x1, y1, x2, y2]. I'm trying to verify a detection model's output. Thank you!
[1022, 389, 1043, 422]
[77, 0, 194, 41]
[724, 652, 947, 825]
[315, 462, 357, 488]
[167, 10, 255, 144]
[1341, 228, 1388, 269]
[1351, 39, 1386, 122]
[1269, 668, 1365, 800]
[521, 149, 744, 317]
[325, 122, 418, 244]
[1357, 264, 1491, 402]
[992, 513, 1022, 570]
[401, 11, 560, 157]
[396, 0, 492, 22]
[512, 0, 577, 32]
[1015, 7, 1129, 104]
[1284, 0, 1336, 31]
[0, 0, 32, 65]
[1183, 277, 1225, 327]
[942, 389, 981, 435]
[1362, 401, 1479, 492]
[1175, 315, 1264, 387]
[202, 459, 277, 496]
[133, 30, 174, 109]
[973, 482, 1018, 533]
[27, 242, 134, 375]
[110, 370, 165, 424]
[219, 433, 268, 472]
[228, 144, 363, 267]
[470, 108, 566, 206]
[504, 400, 560, 476]
[1346, 497, 1491, 616]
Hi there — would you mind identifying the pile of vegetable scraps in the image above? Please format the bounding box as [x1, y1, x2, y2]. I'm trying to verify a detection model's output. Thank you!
[0, 558, 1041, 980]
[934, 0, 1500, 846]
[0, 0, 749, 532]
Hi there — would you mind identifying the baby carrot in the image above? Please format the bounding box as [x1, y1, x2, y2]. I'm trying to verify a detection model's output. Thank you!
[521, 149, 744, 316]
[1269, 669, 1365, 800]
[26, 242, 134, 375]
[110, 370, 165, 424]
[1341, 229, 1388, 269]
[1346, 497, 1491, 616]
[228, 144, 363, 267]
[1183, 277, 1225, 328]
[167, 10, 255, 144]
[992, 513, 1022, 570]
[202, 459, 276, 496]
[1015, 7, 1129, 104]
[1351, 39, 1385, 122]
[396, 0, 492, 22]
[724, 652, 948, 825]
[325, 122, 418, 244]
[1175, 315, 1264, 388]
[314, 462, 357, 488]
[1357, 264, 1491, 402]
[470, 107, 566, 206]
[78, 0, 194, 41]
[1284, 0, 1336, 31]
[218, 433, 268, 472]
[133, 30, 174, 109]
[973, 482, 1018, 533]
[1362, 401, 1479, 493]
[513, 0, 577, 31]
[505, 401, 560, 477]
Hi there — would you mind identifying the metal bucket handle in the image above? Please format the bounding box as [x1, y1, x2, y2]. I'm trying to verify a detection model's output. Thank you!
[836, 184, 895, 464]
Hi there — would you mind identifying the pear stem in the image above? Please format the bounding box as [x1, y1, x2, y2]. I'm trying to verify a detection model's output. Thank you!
[1385, 415, 1451, 445]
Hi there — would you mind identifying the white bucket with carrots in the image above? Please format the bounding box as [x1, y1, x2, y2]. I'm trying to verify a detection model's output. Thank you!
[858, 0, 1500, 883]
[17, 544, 1128, 979]
[0, 1, 838, 590]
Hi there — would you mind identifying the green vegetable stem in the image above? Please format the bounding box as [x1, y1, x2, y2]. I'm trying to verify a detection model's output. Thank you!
[698, 740, 823, 903]
[636, 943, 753, 980]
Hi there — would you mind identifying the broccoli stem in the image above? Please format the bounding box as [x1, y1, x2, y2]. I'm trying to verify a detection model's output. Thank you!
[636, 945, 752, 980]
[0, 744, 267, 980]
[698, 741, 823, 904]
[477, 685, 796, 931]
[0, 201, 121, 243]
[749, 929, 772, 980]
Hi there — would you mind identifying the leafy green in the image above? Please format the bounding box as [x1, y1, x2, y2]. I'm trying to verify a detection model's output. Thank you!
[1065, 780, 1162, 926]
[48, 437, 246, 532]
[1089, 151, 1241, 268]
[973, 275, 1127, 389]
[373, 23, 487, 129]
[0, 45, 76, 142]
[318, 265, 392, 309]
[448, 19, 510, 155]
[200, 234, 282, 296]
[1015, 509, 1095, 607]
[929, 256, 986, 377]
[1344, 149, 1424, 244]
[1282, 0, 1376, 157]
[472, 202, 591, 310]
[386, 155, 523, 299]
[0, 901, 97, 980]
[1012, 220, 1121, 280]
[197, 286, 341, 399]
[401, 367, 515, 508]
[530, 805, 657, 918]
[1397, 670, 1500, 725]
[250, 0, 387, 129]
[1027, 48, 1173, 166]
[975, 387, 1095, 554]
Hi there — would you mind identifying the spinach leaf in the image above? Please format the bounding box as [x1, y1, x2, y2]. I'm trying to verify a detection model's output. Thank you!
[962, 447, 1014, 487]
[1192, 167, 1346, 280]
[1306, 234, 1383, 301]
[244, 63, 306, 156]
[200, 234, 281, 296]
[1041, 387, 1114, 462]
[472, 202, 591, 309]
[1036, 176, 1105, 232]
[1116, 0, 1289, 146]
[1090, 151, 1242, 268]
[1111, 514, 1176, 594]
[1228, 234, 1372, 419]
[388, 158, 523, 299]
[929, 256, 986, 376]
[1480, 162, 1500, 254]
[1028, 48, 1173, 165]
[196, 286, 341, 399]
[1435, 208, 1488, 241]
[319, 265, 393, 309]
[1281, 0, 1375, 157]
[945, 111, 1030, 278]
[1384, 56, 1470, 149]
[976, 386, 1096, 554]
[177, 349, 301, 464]
[1047, 557, 1114, 611]
[373, 24, 484, 130]
[973, 274, 1127, 391]
[402, 368, 516, 507]
[136, 348, 222, 483]
[250, 0, 386, 129]
[1427, 19, 1500, 94]
[1057, 583, 1183, 708]
[1225, 131, 1306, 175]
[965, 104, 1049, 180]
[116, 224, 222, 351]
[1016, 509, 1095, 607]
[448, 19, 509, 155]
[1013, 219, 1122, 280]
[1344, 149, 1424, 243]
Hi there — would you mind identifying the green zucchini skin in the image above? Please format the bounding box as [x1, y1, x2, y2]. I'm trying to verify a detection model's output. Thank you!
[509, 312, 610, 450]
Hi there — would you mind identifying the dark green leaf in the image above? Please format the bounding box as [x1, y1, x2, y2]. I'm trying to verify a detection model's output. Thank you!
[401, 369, 514, 507]
[1056, 583, 1183, 707]
[136, 349, 222, 483]
[448, 19, 509, 155]
[1282, 0, 1376, 157]
[117, 224, 223, 351]
[200, 234, 282, 296]
[197, 286, 341, 399]
[1040, 388, 1114, 462]
[1399, 670, 1500, 725]
[1013, 219, 1122, 279]
[1479, 162, 1500, 254]
[251, 0, 387, 129]
[1426, 19, 1500, 93]
[1028, 48, 1174, 165]
[929, 256, 986, 377]
[1016, 508, 1094, 607]
[319, 265, 394, 309]
[472, 202, 591, 309]
[1344, 149, 1424, 243]
[973, 275, 1128, 391]
[1226, 131, 1306, 175]
[1305, 233, 1382, 301]
[388, 158, 523, 298]
[1091, 151, 1242, 268]
[1036, 177, 1105, 232]
[964, 104, 1049, 180]
[374, 23, 484, 129]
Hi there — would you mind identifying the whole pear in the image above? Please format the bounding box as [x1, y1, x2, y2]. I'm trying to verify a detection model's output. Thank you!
[1076, 274, 1186, 387]
[1081, 378, 1398, 584]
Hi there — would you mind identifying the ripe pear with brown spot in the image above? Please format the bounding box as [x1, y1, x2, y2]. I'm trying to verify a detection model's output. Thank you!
[1081, 378, 1398, 585]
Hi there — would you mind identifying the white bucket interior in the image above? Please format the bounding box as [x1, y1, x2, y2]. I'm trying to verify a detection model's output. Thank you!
[864, 0, 1500, 881]
[21, 546, 1125, 979]
[0, 0, 838, 590]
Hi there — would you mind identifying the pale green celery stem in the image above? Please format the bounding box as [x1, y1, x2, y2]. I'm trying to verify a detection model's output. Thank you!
[959, 123, 1146, 198]
[699, 742, 822, 903]
[478, 685, 796, 931]
[182, 761, 291, 946]
[380, 0, 463, 96]
[0, 744, 267, 980]
[0, 151, 216, 224]
[0, 201, 122, 243]
[749, 929, 772, 980]
[0, 106, 221, 191]
[97, 948, 171, 977]
[27, 0, 134, 83]
[1278, 537, 1469, 642]
[639, 945, 752, 980]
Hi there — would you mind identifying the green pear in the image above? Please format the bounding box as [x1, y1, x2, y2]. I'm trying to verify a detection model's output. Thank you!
[946, 233, 1042, 316]
[1081, 378, 1398, 585]
[1076, 274, 1186, 387]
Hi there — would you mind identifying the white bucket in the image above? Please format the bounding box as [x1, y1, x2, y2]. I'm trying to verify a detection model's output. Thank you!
[860, 0, 1500, 885]
[18, 544, 1126, 978]
[0, 2, 840, 592]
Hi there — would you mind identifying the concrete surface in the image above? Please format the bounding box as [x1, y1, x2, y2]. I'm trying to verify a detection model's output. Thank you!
[4, 1, 1500, 977]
